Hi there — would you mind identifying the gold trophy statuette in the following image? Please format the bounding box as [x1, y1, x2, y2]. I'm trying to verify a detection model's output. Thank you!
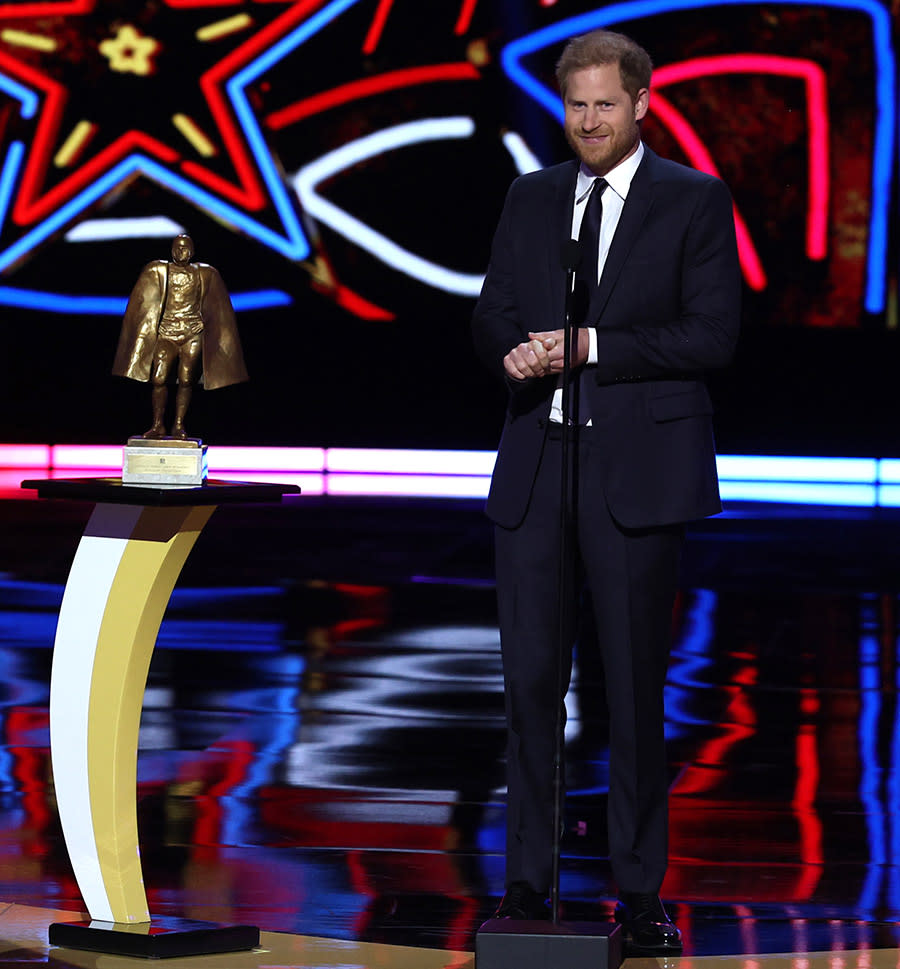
[112, 234, 248, 485]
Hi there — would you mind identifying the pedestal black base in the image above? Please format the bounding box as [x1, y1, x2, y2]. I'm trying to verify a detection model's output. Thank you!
[476, 918, 622, 969]
[49, 917, 260, 959]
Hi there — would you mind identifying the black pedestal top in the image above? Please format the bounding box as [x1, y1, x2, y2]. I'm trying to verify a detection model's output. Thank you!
[21, 477, 300, 506]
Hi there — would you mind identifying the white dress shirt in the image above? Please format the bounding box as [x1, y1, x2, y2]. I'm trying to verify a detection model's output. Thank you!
[550, 141, 645, 423]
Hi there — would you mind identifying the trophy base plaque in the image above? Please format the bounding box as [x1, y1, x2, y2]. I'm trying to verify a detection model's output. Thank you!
[123, 437, 208, 487]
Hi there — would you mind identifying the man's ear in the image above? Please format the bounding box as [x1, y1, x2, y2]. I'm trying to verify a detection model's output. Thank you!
[634, 88, 649, 122]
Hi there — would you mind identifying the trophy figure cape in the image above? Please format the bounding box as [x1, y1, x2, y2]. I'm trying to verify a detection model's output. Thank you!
[112, 259, 248, 390]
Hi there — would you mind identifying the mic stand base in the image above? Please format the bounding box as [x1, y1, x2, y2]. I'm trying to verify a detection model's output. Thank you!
[475, 918, 622, 969]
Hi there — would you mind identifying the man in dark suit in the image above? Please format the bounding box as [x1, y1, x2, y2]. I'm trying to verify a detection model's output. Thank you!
[471, 29, 741, 952]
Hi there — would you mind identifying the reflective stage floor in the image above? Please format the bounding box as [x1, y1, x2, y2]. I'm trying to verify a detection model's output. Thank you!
[0, 492, 899, 966]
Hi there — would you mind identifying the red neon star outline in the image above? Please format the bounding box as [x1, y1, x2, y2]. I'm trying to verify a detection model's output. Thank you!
[0, 0, 330, 228]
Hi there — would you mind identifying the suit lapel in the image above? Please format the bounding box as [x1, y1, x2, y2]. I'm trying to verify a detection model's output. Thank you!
[591, 149, 655, 321]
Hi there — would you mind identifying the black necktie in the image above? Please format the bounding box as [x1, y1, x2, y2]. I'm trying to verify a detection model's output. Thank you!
[576, 177, 607, 317]
[570, 178, 607, 423]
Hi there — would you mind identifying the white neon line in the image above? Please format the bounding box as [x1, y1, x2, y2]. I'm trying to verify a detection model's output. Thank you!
[293, 117, 485, 296]
[502, 131, 543, 174]
[64, 216, 185, 241]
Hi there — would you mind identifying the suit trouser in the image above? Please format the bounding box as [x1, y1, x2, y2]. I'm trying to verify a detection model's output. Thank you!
[494, 429, 683, 895]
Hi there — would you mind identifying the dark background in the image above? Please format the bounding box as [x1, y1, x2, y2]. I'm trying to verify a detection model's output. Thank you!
[0, 0, 896, 456]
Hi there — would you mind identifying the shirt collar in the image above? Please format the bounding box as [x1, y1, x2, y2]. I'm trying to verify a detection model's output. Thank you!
[575, 140, 644, 203]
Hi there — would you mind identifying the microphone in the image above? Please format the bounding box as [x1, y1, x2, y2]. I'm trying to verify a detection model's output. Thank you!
[559, 239, 583, 395]
[560, 238, 581, 273]
[562, 239, 587, 336]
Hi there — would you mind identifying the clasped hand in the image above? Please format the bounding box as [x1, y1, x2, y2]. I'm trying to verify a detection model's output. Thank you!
[503, 328, 590, 382]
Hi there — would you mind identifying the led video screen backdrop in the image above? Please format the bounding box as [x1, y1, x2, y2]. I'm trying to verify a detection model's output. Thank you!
[0, 0, 895, 450]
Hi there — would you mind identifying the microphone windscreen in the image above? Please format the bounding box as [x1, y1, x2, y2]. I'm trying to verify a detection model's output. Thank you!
[560, 239, 581, 272]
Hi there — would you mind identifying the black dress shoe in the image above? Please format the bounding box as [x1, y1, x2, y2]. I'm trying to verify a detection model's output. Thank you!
[614, 893, 683, 953]
[493, 880, 551, 920]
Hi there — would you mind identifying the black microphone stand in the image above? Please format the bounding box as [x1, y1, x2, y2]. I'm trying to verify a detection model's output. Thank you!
[551, 239, 583, 924]
[475, 242, 623, 969]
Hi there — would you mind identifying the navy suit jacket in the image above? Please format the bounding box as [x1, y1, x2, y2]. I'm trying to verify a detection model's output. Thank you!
[472, 146, 742, 530]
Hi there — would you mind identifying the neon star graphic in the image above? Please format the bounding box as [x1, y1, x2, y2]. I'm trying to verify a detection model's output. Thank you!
[0, 0, 366, 272]
[99, 24, 159, 76]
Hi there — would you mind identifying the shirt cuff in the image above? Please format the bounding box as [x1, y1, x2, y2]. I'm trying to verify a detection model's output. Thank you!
[587, 326, 598, 365]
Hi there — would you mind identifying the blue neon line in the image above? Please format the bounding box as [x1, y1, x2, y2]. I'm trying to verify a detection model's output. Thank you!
[0, 153, 311, 273]
[219, 667, 304, 846]
[858, 607, 886, 913]
[233, 0, 363, 81]
[0, 77, 38, 119]
[500, 0, 894, 314]
[0, 142, 24, 234]
[224, 0, 365, 263]
[0, 286, 291, 314]
[890, 647, 900, 911]
[136, 159, 309, 258]
[0, 712, 16, 800]
[0, 288, 126, 313]
[227, 84, 310, 258]
[0, 161, 147, 268]
[231, 290, 293, 311]
[665, 588, 718, 737]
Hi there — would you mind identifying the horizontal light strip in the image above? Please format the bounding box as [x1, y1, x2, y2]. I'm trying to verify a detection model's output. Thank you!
[49, 446, 329, 473]
[327, 473, 489, 498]
[326, 448, 496, 476]
[207, 446, 326, 472]
[719, 480, 877, 506]
[716, 455, 879, 483]
[0, 444, 51, 467]
[875, 459, 900, 484]
[875, 485, 900, 507]
[52, 445, 122, 470]
[5, 446, 900, 507]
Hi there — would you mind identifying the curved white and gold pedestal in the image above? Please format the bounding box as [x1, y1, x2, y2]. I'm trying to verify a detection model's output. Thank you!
[51, 502, 214, 924]
[21, 477, 297, 958]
